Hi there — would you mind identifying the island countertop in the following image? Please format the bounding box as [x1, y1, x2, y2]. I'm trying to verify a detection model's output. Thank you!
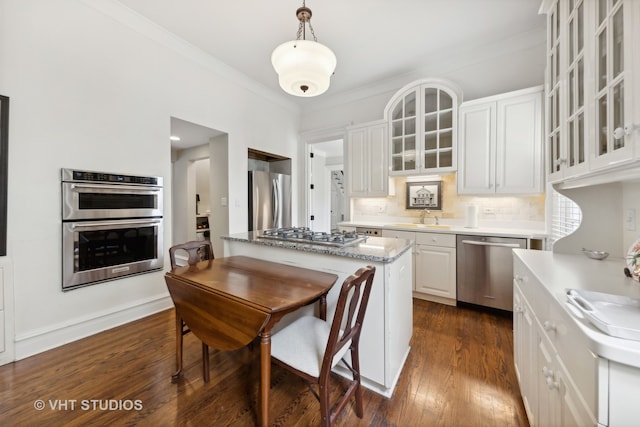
[221, 231, 412, 264]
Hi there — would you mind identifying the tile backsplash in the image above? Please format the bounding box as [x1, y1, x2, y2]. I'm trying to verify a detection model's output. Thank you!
[352, 173, 546, 225]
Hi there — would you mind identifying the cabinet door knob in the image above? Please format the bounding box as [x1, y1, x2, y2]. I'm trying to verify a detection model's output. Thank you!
[543, 320, 557, 333]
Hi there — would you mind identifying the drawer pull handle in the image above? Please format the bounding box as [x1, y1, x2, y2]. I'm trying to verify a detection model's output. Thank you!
[543, 321, 557, 332]
[546, 376, 559, 390]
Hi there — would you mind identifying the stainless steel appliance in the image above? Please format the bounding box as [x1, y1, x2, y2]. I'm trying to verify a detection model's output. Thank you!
[61, 169, 164, 290]
[260, 227, 367, 247]
[456, 234, 526, 311]
[248, 171, 291, 231]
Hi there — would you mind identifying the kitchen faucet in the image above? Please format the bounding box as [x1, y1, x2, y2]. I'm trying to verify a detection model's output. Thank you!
[419, 209, 431, 224]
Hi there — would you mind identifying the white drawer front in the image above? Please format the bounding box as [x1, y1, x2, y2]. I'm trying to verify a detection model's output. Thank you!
[415, 232, 456, 247]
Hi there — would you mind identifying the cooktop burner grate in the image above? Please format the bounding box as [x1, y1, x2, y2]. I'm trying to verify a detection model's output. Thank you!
[260, 227, 366, 247]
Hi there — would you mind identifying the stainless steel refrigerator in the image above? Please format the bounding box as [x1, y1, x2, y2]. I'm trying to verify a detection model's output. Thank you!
[248, 171, 292, 231]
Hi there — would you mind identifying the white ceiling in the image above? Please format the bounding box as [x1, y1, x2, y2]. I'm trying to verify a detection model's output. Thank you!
[142, 0, 545, 149]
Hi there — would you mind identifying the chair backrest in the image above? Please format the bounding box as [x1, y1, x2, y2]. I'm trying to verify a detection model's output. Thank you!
[168, 240, 214, 269]
[321, 265, 376, 376]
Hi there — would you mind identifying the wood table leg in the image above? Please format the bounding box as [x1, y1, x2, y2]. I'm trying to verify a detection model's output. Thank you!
[319, 294, 327, 321]
[259, 330, 272, 427]
[172, 315, 183, 381]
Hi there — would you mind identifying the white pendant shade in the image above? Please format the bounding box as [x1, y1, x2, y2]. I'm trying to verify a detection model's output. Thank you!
[271, 40, 337, 97]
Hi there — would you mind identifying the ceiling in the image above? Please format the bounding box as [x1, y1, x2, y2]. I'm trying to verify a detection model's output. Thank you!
[144, 0, 545, 149]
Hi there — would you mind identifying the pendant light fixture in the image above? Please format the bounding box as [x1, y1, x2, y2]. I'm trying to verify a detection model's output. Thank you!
[271, 1, 337, 97]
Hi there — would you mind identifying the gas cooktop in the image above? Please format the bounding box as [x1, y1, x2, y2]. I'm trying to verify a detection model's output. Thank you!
[260, 227, 367, 247]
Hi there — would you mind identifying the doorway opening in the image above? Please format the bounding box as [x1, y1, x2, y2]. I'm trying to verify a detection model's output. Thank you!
[170, 117, 228, 258]
[308, 139, 345, 232]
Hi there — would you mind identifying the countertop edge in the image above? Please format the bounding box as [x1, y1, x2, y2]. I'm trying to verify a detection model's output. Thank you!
[221, 234, 413, 264]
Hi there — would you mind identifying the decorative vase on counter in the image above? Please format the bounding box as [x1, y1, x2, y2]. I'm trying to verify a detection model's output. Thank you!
[627, 238, 640, 282]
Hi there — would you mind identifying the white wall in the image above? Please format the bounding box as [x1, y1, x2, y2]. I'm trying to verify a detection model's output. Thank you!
[0, 0, 300, 359]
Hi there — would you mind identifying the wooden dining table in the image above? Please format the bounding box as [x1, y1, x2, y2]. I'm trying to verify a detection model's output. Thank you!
[164, 255, 338, 426]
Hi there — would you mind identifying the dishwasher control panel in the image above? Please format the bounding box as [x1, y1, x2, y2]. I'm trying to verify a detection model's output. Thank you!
[355, 227, 382, 236]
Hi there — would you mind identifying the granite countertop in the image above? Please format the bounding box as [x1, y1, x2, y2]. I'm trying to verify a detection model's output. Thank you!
[340, 221, 547, 239]
[514, 249, 640, 368]
[221, 231, 413, 264]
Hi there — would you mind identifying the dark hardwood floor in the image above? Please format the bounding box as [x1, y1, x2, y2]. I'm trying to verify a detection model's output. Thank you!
[0, 299, 529, 426]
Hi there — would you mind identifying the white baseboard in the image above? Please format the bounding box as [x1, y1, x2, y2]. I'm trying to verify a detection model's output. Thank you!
[14, 295, 173, 361]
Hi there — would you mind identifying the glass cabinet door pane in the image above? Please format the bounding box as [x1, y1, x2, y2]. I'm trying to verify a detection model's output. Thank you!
[598, 31, 607, 91]
[598, 0, 607, 26]
[440, 110, 452, 129]
[439, 92, 452, 110]
[424, 114, 437, 132]
[423, 89, 437, 114]
[424, 133, 437, 151]
[405, 92, 416, 117]
[578, 59, 584, 107]
[569, 122, 576, 166]
[405, 136, 416, 152]
[440, 130, 452, 149]
[612, 6, 624, 79]
[404, 155, 416, 170]
[440, 150, 452, 168]
[392, 103, 403, 120]
[392, 138, 403, 153]
[578, 114, 585, 163]
[424, 152, 437, 169]
[569, 69, 575, 115]
[598, 95, 608, 155]
[613, 81, 624, 149]
[578, 3, 584, 51]
[405, 117, 416, 135]
[392, 121, 403, 137]
[569, 19, 575, 61]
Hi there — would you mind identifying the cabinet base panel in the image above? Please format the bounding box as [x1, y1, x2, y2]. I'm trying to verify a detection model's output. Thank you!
[413, 292, 456, 306]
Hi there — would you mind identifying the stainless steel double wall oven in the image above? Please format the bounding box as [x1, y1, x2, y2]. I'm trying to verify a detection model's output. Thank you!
[61, 169, 164, 290]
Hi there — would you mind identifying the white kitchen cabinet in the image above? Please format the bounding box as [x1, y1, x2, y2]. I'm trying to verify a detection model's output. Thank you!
[457, 86, 543, 194]
[385, 79, 462, 175]
[346, 120, 388, 197]
[414, 233, 456, 303]
[382, 229, 456, 305]
[513, 283, 537, 425]
[542, 0, 640, 185]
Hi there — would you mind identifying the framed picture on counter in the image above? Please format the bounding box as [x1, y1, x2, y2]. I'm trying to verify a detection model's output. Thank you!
[406, 181, 442, 210]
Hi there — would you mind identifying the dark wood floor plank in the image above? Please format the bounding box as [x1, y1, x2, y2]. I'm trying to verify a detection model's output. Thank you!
[0, 299, 529, 426]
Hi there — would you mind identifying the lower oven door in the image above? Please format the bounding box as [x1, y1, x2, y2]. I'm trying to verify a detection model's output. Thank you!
[62, 218, 164, 290]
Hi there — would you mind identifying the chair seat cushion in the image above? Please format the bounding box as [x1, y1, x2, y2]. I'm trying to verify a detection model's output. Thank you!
[271, 316, 349, 378]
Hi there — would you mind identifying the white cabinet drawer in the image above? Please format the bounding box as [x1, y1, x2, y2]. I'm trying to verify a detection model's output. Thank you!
[415, 232, 455, 248]
[381, 230, 415, 241]
[514, 257, 550, 323]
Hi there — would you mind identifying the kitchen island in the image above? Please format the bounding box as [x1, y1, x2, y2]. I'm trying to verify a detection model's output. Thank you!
[221, 231, 413, 397]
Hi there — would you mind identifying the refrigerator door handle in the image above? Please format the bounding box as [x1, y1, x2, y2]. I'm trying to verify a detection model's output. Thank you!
[272, 178, 279, 229]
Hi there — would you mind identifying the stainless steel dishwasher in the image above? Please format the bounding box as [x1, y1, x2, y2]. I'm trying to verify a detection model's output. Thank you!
[456, 234, 526, 311]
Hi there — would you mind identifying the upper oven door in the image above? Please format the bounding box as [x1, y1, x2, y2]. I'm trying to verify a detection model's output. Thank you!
[62, 182, 163, 220]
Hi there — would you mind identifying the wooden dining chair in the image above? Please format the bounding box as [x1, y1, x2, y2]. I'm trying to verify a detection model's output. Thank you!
[270, 265, 376, 427]
[168, 240, 214, 382]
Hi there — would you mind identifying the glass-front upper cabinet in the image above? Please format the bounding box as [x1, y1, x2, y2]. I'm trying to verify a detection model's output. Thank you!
[386, 79, 461, 175]
[542, 0, 638, 183]
[592, 0, 634, 169]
